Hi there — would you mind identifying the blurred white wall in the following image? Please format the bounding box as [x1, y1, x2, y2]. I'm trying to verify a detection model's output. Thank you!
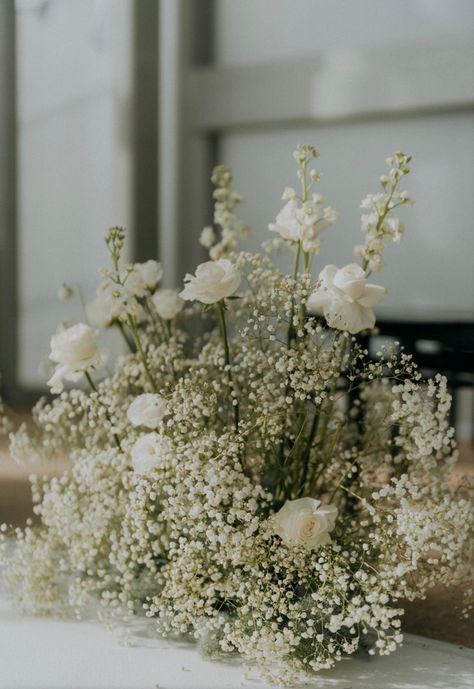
[213, 0, 474, 318]
[216, 0, 474, 65]
[16, 0, 132, 387]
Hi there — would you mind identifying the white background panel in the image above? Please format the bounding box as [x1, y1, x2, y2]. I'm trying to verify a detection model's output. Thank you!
[220, 112, 474, 317]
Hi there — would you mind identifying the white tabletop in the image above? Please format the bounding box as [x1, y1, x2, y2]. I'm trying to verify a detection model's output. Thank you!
[1, 597, 473, 689]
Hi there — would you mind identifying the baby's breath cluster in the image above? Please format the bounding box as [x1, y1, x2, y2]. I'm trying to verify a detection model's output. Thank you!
[1, 146, 471, 686]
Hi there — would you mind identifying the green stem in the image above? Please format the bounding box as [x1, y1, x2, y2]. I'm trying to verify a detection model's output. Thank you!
[84, 370, 122, 451]
[216, 300, 239, 432]
[115, 321, 135, 352]
[297, 409, 319, 496]
[128, 316, 157, 391]
[287, 241, 301, 347]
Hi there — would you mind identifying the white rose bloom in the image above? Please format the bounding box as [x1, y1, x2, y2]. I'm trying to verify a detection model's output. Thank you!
[130, 432, 171, 476]
[307, 263, 386, 334]
[179, 259, 241, 304]
[126, 260, 163, 297]
[151, 289, 184, 320]
[273, 498, 338, 551]
[47, 323, 106, 393]
[127, 393, 168, 429]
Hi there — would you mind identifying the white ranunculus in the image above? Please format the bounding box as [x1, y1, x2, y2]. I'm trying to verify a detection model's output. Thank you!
[179, 259, 241, 304]
[151, 289, 184, 320]
[125, 260, 163, 297]
[273, 498, 338, 551]
[130, 432, 171, 475]
[307, 263, 386, 334]
[47, 323, 106, 393]
[127, 393, 169, 429]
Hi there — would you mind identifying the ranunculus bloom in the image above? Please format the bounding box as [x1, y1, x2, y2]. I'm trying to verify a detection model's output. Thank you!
[125, 260, 163, 297]
[127, 393, 168, 429]
[130, 432, 171, 475]
[47, 323, 106, 393]
[273, 497, 338, 551]
[179, 259, 241, 304]
[151, 289, 184, 320]
[307, 263, 386, 334]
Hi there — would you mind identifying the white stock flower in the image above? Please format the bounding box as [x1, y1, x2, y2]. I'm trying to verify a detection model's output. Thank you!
[47, 323, 106, 393]
[273, 498, 338, 551]
[127, 393, 169, 429]
[179, 259, 241, 304]
[125, 260, 163, 297]
[130, 432, 171, 475]
[151, 289, 184, 320]
[307, 264, 386, 334]
[269, 197, 335, 254]
[269, 200, 301, 243]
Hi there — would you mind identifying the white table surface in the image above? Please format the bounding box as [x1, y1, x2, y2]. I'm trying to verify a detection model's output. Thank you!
[1, 597, 473, 689]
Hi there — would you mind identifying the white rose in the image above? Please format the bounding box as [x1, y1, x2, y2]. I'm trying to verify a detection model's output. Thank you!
[130, 432, 171, 475]
[127, 393, 168, 429]
[50, 323, 98, 366]
[151, 289, 184, 320]
[273, 497, 338, 551]
[125, 260, 163, 297]
[179, 259, 241, 304]
[307, 263, 386, 334]
[47, 323, 106, 393]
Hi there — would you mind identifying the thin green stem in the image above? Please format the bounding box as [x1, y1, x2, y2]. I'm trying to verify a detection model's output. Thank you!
[216, 300, 239, 432]
[84, 370, 122, 451]
[287, 241, 301, 347]
[116, 321, 135, 352]
[128, 316, 157, 391]
[297, 408, 319, 497]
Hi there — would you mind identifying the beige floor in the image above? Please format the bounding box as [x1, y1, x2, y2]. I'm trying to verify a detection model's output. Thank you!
[0, 426, 472, 648]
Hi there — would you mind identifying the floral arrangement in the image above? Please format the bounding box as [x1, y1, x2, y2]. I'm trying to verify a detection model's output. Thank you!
[1, 146, 472, 686]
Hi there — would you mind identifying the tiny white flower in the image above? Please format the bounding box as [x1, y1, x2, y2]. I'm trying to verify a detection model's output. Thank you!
[57, 284, 73, 302]
[47, 323, 106, 393]
[130, 432, 171, 475]
[199, 225, 216, 249]
[151, 289, 184, 320]
[273, 498, 338, 551]
[307, 264, 386, 334]
[127, 393, 168, 429]
[179, 259, 241, 304]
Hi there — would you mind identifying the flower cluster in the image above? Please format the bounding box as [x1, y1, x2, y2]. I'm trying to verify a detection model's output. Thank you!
[1, 146, 472, 687]
[354, 151, 413, 273]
